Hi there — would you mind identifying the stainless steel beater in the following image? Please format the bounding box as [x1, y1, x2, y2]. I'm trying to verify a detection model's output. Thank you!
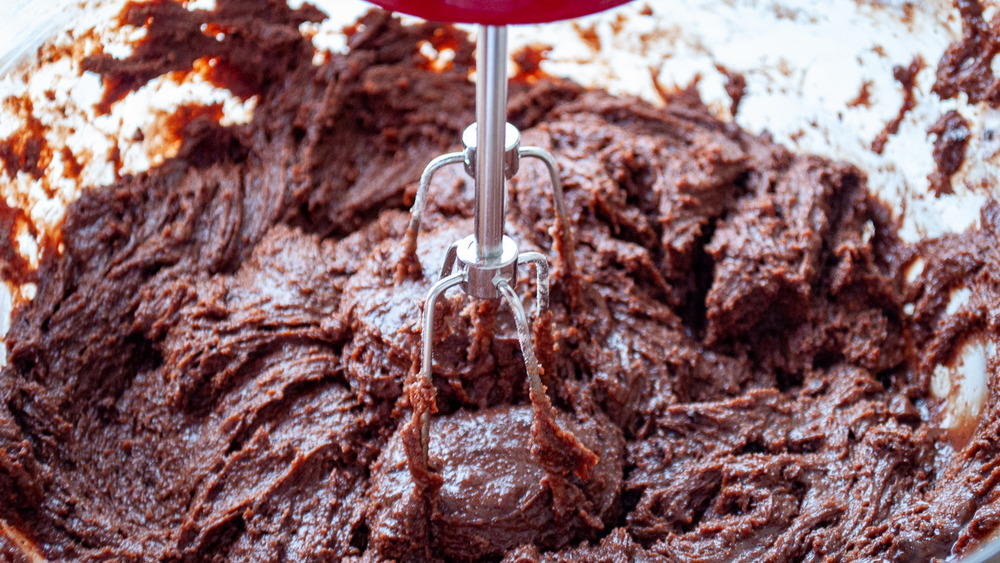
[364, 0, 631, 468]
[403, 26, 571, 464]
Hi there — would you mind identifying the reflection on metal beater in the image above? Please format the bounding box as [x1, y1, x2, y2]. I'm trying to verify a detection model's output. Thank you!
[401, 25, 573, 465]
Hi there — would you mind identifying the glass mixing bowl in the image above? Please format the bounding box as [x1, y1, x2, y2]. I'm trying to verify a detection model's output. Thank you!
[0, 0, 997, 560]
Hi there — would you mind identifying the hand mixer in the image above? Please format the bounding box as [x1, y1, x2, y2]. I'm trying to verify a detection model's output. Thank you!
[366, 0, 631, 474]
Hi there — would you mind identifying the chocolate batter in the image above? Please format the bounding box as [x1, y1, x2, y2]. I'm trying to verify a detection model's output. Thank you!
[927, 110, 971, 196]
[933, 0, 1000, 107]
[1, 1, 999, 561]
[872, 56, 924, 155]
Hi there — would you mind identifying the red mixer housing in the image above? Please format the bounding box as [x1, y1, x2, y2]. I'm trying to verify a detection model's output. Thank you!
[364, 0, 632, 25]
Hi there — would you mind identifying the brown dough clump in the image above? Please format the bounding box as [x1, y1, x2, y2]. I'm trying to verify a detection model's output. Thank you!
[1, 1, 1000, 561]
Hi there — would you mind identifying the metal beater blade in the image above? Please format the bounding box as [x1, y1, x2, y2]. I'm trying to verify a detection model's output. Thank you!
[402, 24, 574, 468]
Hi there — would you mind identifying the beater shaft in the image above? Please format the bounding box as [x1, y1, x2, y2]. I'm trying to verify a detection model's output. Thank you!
[474, 25, 508, 263]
